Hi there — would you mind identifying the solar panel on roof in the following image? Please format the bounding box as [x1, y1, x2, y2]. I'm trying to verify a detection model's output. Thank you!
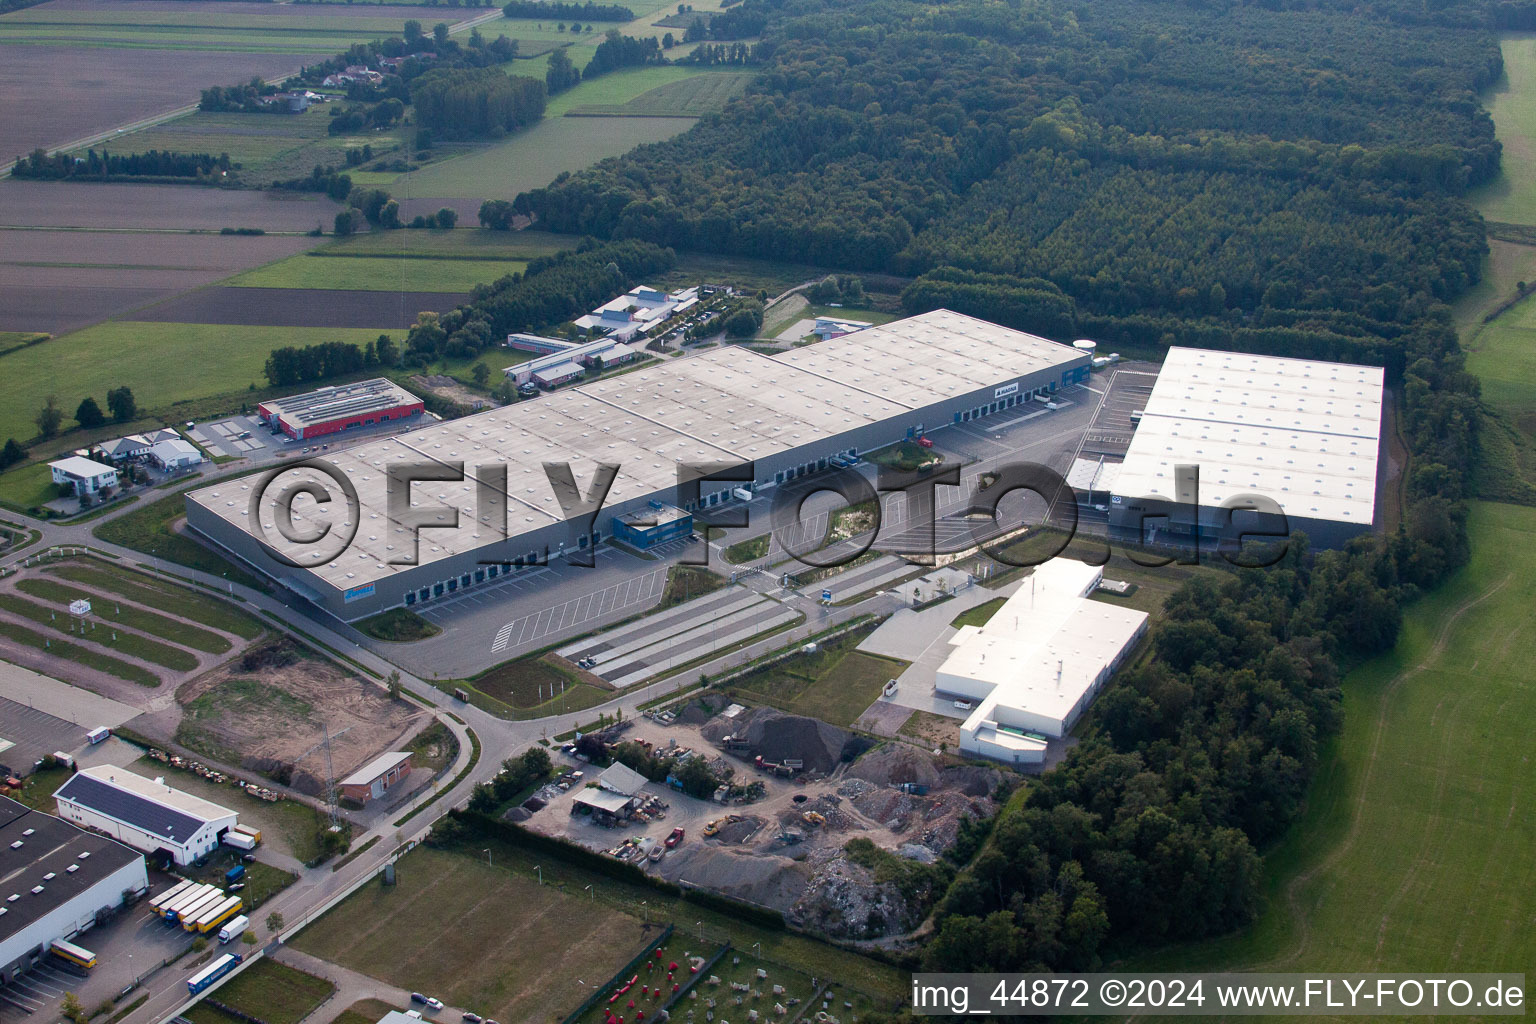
[55, 773, 205, 844]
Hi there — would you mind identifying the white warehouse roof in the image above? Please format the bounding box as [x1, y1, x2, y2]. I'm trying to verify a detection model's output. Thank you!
[1113, 347, 1383, 525]
[939, 559, 1148, 748]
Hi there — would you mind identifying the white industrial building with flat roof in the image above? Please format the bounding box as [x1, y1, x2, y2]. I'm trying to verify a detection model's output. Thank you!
[1110, 347, 1384, 550]
[184, 310, 1094, 619]
[48, 457, 117, 494]
[939, 559, 1149, 765]
[0, 796, 147, 984]
[53, 766, 238, 866]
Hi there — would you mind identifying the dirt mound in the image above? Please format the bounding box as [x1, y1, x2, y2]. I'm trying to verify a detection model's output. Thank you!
[790, 848, 921, 939]
[660, 845, 810, 908]
[703, 707, 852, 773]
[847, 743, 942, 790]
[939, 763, 1002, 797]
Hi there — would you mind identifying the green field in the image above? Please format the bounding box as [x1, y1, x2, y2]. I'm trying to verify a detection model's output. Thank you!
[185, 960, 334, 1024]
[547, 66, 745, 115]
[73, 109, 333, 169]
[388, 115, 693, 200]
[228, 252, 526, 291]
[16, 576, 232, 652]
[323, 228, 577, 260]
[566, 70, 751, 116]
[0, 618, 159, 686]
[0, 461, 61, 511]
[46, 560, 265, 638]
[289, 845, 660, 1024]
[949, 596, 1004, 628]
[1469, 35, 1536, 225]
[1135, 502, 1536, 983]
[0, 592, 200, 670]
[0, 322, 393, 446]
[726, 630, 906, 728]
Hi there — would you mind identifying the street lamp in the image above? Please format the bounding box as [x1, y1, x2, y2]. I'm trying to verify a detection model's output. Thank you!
[482, 848, 492, 868]
[534, 865, 542, 885]
[584, 884, 593, 902]
[696, 920, 703, 941]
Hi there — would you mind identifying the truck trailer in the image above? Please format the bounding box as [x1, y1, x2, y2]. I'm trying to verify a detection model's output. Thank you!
[224, 831, 257, 851]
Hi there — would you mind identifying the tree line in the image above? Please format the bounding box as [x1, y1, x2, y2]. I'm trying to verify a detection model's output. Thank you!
[500, 0, 633, 20]
[411, 66, 546, 137]
[11, 148, 232, 181]
[263, 338, 398, 387]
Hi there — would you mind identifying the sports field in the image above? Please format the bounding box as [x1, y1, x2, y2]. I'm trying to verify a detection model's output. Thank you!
[0, 322, 392, 444]
[227, 253, 527, 291]
[1137, 501, 1536, 982]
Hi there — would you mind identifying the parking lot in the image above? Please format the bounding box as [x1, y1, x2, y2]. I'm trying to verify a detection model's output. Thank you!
[1080, 365, 1158, 459]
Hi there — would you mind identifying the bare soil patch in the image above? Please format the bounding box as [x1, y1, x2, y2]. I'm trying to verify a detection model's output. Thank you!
[173, 639, 434, 794]
[0, 179, 335, 231]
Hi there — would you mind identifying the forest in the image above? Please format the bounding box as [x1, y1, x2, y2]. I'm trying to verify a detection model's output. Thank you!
[514, 0, 1492, 987]
[11, 148, 233, 180]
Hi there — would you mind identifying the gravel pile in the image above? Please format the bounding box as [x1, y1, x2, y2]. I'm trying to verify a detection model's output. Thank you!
[704, 707, 852, 773]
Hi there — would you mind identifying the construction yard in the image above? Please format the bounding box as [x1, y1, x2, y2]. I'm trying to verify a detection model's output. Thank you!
[522, 702, 1003, 941]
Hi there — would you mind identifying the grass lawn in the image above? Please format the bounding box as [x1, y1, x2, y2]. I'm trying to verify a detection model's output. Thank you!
[133, 756, 330, 864]
[1132, 502, 1536, 981]
[950, 596, 1005, 628]
[185, 960, 335, 1024]
[68, 108, 332, 169]
[864, 440, 941, 472]
[466, 652, 588, 709]
[91, 488, 270, 590]
[0, 618, 159, 686]
[328, 999, 398, 1024]
[726, 628, 904, 728]
[553, 66, 746, 116]
[289, 845, 657, 1024]
[1468, 35, 1536, 225]
[227, 253, 526, 292]
[657, 564, 725, 609]
[723, 534, 769, 564]
[0, 461, 62, 512]
[0, 323, 393, 447]
[356, 607, 441, 642]
[774, 304, 900, 340]
[387, 115, 693, 201]
[17, 576, 233, 652]
[46, 559, 264, 638]
[2, 764, 71, 810]
[0, 591, 198, 669]
[323, 228, 578, 260]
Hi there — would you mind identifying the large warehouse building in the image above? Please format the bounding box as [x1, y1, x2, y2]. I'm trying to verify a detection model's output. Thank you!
[186, 310, 1093, 620]
[940, 559, 1149, 765]
[1109, 347, 1384, 550]
[0, 796, 148, 985]
[54, 766, 238, 867]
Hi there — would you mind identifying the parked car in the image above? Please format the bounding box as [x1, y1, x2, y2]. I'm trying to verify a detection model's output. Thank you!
[405, 1013, 422, 1020]
[916, 436, 934, 448]
[665, 827, 685, 848]
[425, 998, 444, 1011]
[462, 1015, 482, 1023]
[410, 994, 428, 1006]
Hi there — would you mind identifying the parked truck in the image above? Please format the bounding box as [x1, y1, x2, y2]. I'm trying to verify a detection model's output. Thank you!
[224, 831, 257, 851]
[187, 954, 242, 996]
[231, 823, 262, 844]
[224, 864, 246, 884]
[217, 915, 250, 944]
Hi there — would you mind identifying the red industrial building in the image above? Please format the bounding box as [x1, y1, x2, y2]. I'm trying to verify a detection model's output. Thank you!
[336, 751, 413, 804]
[259, 379, 423, 441]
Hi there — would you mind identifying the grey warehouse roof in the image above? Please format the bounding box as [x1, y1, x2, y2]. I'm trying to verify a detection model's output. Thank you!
[55, 773, 204, 844]
[0, 796, 142, 945]
[188, 310, 1084, 591]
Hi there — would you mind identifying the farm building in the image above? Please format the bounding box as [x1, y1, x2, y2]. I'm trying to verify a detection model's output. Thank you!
[52, 766, 238, 867]
[941, 558, 1149, 765]
[149, 438, 203, 471]
[610, 502, 693, 551]
[258, 378, 424, 441]
[184, 310, 1093, 620]
[336, 751, 413, 804]
[47, 456, 117, 494]
[1110, 347, 1384, 550]
[0, 796, 148, 985]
